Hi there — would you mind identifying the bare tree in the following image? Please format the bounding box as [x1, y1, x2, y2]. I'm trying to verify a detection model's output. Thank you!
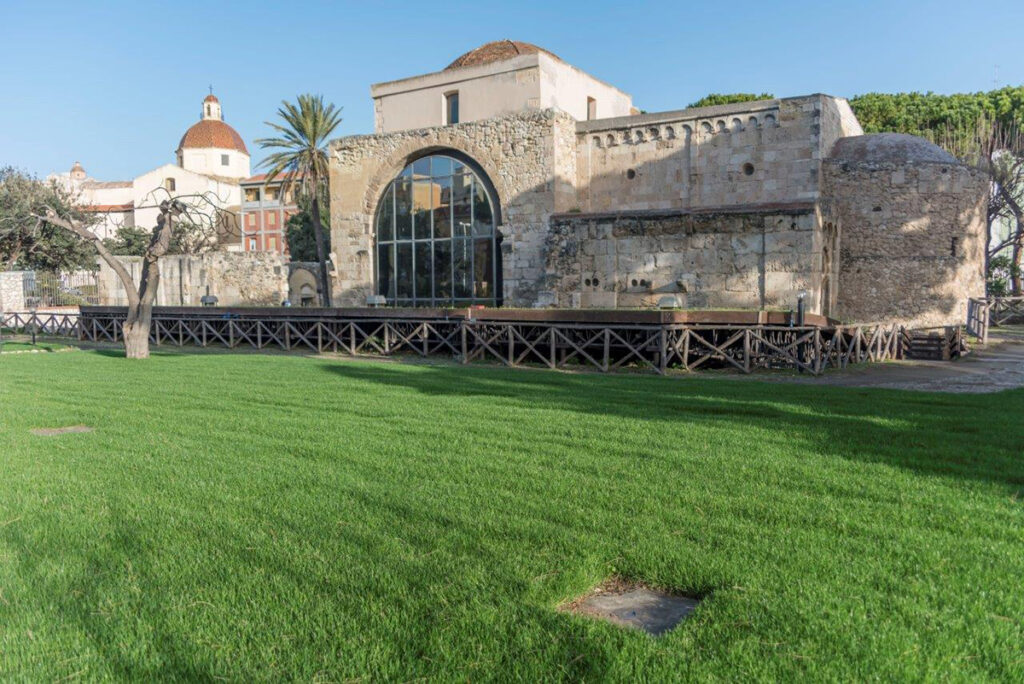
[940, 117, 1024, 293]
[36, 188, 231, 359]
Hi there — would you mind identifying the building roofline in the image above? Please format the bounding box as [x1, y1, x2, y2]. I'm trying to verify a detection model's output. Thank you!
[370, 52, 631, 101]
[575, 94, 838, 133]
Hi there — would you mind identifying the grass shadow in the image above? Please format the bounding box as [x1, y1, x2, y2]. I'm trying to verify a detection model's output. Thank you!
[318, 361, 1024, 492]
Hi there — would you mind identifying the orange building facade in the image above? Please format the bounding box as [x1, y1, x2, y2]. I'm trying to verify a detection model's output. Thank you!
[239, 174, 298, 253]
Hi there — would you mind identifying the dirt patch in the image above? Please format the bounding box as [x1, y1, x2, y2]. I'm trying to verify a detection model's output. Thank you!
[30, 425, 94, 436]
[562, 577, 702, 636]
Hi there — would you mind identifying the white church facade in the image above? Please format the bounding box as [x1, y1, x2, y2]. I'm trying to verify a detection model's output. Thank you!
[51, 93, 250, 242]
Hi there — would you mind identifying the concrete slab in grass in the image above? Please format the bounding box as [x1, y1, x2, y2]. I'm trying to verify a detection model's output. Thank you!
[566, 580, 701, 636]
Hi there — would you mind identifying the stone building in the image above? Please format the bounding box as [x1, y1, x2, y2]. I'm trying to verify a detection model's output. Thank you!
[329, 40, 986, 326]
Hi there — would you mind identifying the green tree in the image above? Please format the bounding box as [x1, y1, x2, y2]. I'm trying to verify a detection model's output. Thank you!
[285, 190, 330, 263]
[849, 87, 1024, 151]
[0, 167, 96, 271]
[687, 93, 774, 109]
[102, 225, 151, 256]
[257, 94, 343, 306]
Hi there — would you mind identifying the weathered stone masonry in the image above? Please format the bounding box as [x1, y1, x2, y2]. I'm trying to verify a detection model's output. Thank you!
[329, 87, 987, 324]
[545, 205, 825, 310]
[824, 151, 986, 327]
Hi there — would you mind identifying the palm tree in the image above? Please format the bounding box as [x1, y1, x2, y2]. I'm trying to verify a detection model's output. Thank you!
[257, 94, 343, 306]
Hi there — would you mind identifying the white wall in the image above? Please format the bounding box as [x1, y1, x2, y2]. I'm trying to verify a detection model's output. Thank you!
[371, 53, 633, 133]
[180, 147, 251, 180]
[538, 54, 633, 121]
[132, 164, 240, 232]
[77, 183, 133, 240]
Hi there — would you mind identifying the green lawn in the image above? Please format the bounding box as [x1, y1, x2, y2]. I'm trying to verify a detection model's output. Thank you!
[1, 349, 1022, 680]
[0, 340, 72, 353]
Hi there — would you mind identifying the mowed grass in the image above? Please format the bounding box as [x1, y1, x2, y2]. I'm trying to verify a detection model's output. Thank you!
[0, 349, 1022, 681]
[0, 340, 72, 353]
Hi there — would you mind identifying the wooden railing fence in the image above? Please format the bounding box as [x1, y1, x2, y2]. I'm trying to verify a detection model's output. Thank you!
[0, 308, 946, 376]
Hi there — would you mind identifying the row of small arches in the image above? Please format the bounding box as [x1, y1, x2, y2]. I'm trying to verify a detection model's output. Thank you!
[590, 113, 778, 148]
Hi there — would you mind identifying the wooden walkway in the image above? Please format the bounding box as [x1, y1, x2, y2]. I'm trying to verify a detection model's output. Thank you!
[0, 307, 911, 376]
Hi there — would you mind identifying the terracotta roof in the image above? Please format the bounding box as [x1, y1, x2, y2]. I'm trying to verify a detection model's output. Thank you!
[82, 203, 134, 212]
[445, 40, 559, 70]
[243, 172, 306, 184]
[81, 180, 132, 189]
[204, 94, 219, 103]
[178, 119, 249, 155]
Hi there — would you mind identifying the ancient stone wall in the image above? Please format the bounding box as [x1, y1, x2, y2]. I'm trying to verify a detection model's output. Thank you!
[544, 206, 826, 311]
[97, 252, 288, 307]
[329, 109, 578, 307]
[573, 95, 850, 213]
[0, 271, 27, 312]
[824, 161, 987, 326]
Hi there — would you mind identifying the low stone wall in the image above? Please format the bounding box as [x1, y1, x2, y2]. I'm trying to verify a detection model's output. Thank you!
[0, 271, 27, 312]
[97, 252, 288, 307]
[543, 205, 826, 311]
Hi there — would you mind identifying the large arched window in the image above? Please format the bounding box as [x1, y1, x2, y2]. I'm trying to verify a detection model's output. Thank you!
[375, 154, 499, 307]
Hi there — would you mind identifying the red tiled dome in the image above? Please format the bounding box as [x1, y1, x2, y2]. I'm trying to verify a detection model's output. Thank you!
[445, 40, 559, 70]
[204, 94, 220, 103]
[178, 119, 248, 155]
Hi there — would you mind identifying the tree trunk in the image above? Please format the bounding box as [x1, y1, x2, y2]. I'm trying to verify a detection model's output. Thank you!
[1000, 188, 1024, 295]
[1013, 234, 1023, 295]
[123, 303, 152, 359]
[310, 193, 332, 307]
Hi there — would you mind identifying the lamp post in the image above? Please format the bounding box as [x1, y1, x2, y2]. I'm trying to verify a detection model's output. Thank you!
[29, 300, 37, 346]
[796, 290, 807, 372]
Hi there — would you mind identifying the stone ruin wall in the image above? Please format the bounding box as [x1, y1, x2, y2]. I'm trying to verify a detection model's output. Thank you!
[573, 95, 852, 214]
[97, 252, 288, 307]
[543, 207, 828, 312]
[0, 270, 27, 312]
[329, 109, 579, 307]
[823, 161, 987, 327]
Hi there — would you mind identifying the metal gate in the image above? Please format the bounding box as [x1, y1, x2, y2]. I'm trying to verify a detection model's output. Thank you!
[22, 270, 99, 308]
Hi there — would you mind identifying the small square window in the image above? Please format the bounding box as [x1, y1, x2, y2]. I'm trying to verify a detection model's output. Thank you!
[164, 177, 176, 192]
[248, 237, 257, 250]
[221, 154, 229, 166]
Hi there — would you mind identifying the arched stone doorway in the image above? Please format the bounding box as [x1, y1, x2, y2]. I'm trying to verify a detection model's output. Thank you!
[372, 152, 503, 307]
[287, 265, 320, 307]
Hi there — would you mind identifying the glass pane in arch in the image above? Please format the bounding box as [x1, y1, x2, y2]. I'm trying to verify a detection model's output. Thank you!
[433, 174, 452, 239]
[376, 184, 394, 241]
[472, 181, 493, 235]
[473, 238, 493, 300]
[374, 153, 497, 307]
[452, 173, 472, 237]
[412, 179, 434, 240]
[394, 179, 412, 240]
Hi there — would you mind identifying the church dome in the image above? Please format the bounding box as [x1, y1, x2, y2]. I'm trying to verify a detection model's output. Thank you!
[178, 92, 248, 155]
[445, 40, 560, 70]
[829, 133, 957, 165]
[178, 120, 248, 154]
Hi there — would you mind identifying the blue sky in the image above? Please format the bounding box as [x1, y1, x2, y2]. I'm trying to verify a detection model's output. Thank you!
[2, 0, 1021, 180]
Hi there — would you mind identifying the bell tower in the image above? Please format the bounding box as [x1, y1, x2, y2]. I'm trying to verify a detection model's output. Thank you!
[202, 91, 223, 121]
